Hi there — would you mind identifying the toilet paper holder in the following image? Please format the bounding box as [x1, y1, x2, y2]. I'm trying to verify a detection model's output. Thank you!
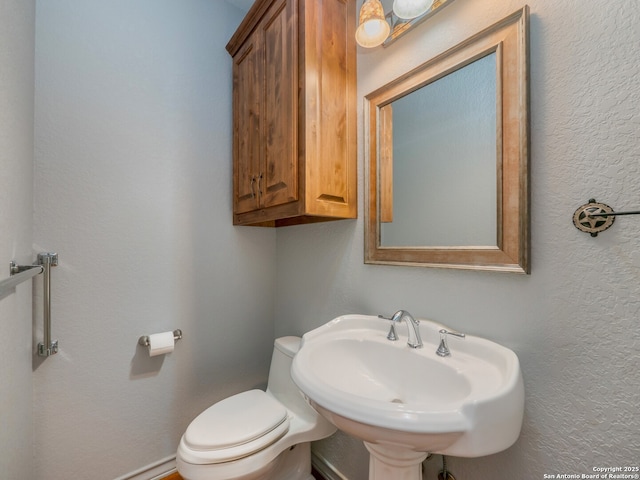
[138, 329, 183, 347]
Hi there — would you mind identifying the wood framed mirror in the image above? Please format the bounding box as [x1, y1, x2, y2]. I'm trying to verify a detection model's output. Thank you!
[365, 7, 530, 273]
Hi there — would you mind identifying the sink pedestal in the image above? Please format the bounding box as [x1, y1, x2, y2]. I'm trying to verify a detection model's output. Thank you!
[364, 443, 428, 480]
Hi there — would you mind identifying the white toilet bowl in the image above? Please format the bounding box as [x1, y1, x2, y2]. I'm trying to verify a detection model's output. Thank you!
[176, 336, 336, 480]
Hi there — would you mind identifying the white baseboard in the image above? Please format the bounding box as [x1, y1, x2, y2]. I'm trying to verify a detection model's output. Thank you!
[113, 455, 176, 480]
[311, 451, 349, 480]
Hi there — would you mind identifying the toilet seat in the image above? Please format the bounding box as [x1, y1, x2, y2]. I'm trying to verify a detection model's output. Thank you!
[182, 389, 290, 464]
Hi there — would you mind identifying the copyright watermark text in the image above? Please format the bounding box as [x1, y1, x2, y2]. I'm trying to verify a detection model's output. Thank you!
[543, 467, 639, 479]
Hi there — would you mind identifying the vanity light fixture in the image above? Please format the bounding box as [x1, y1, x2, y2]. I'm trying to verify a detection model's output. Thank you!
[355, 0, 391, 48]
[356, 0, 451, 48]
[393, 0, 434, 19]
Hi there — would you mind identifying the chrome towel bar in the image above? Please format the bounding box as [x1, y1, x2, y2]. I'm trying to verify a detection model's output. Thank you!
[0, 263, 43, 294]
[1, 253, 59, 357]
[37, 253, 58, 357]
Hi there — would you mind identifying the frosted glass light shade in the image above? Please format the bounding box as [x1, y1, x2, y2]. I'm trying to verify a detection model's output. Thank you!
[393, 0, 434, 19]
[356, 0, 391, 48]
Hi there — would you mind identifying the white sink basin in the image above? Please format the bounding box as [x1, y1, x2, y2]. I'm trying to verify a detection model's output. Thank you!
[291, 314, 524, 461]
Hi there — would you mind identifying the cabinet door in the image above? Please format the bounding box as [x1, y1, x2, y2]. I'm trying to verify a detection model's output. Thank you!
[260, 0, 298, 209]
[303, 0, 357, 219]
[233, 39, 262, 214]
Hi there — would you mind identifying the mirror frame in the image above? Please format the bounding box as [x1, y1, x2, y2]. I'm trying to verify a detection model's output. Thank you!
[365, 7, 530, 273]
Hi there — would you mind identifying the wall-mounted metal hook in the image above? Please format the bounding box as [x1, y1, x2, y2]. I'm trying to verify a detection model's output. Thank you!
[573, 199, 640, 237]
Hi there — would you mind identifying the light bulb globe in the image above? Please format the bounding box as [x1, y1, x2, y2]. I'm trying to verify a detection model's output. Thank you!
[392, 0, 434, 20]
[356, 0, 391, 48]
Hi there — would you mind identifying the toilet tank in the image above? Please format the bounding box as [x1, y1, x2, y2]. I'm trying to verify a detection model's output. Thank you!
[267, 336, 314, 418]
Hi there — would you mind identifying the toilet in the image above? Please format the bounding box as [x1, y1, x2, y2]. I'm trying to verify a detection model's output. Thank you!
[176, 336, 336, 480]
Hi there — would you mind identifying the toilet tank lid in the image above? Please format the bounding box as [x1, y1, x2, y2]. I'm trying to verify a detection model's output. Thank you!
[274, 336, 301, 357]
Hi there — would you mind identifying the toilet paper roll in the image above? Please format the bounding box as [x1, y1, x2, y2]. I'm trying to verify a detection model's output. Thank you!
[147, 331, 175, 357]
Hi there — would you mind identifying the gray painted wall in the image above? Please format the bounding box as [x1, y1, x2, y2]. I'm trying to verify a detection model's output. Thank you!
[32, 1, 276, 478]
[0, 1, 36, 479]
[276, 1, 640, 479]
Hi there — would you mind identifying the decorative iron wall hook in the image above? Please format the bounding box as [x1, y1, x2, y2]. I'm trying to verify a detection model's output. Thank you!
[573, 199, 640, 237]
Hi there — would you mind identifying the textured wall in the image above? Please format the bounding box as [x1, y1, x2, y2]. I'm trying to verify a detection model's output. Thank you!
[275, 1, 640, 479]
[0, 1, 36, 479]
[33, 2, 276, 478]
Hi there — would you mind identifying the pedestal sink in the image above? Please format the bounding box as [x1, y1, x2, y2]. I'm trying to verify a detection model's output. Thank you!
[291, 314, 524, 480]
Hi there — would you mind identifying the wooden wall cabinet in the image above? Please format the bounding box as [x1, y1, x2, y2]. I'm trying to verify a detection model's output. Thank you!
[226, 0, 357, 227]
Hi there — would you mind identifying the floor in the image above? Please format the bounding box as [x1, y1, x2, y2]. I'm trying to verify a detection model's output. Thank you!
[163, 466, 327, 480]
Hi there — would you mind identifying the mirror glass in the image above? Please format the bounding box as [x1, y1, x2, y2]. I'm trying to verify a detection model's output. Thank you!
[365, 7, 529, 273]
[380, 52, 497, 247]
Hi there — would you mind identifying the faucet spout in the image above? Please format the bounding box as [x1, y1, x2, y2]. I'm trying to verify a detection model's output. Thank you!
[390, 310, 422, 349]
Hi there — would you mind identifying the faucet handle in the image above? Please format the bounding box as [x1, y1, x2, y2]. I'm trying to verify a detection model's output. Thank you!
[378, 314, 398, 341]
[440, 329, 465, 339]
[436, 329, 466, 357]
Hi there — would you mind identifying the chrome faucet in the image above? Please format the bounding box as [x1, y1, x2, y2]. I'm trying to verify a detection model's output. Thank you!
[379, 310, 423, 349]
